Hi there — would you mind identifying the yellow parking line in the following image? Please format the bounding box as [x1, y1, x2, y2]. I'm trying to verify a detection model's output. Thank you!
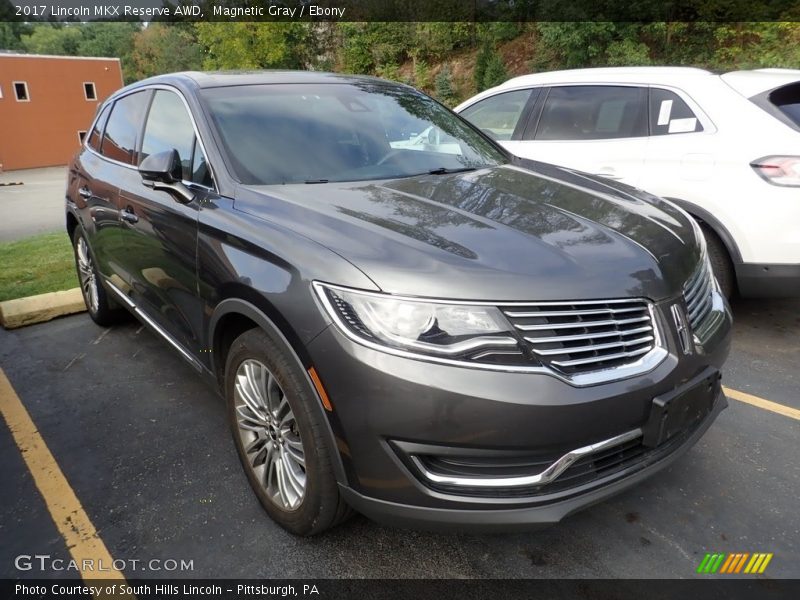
[0, 368, 127, 587]
[723, 386, 800, 421]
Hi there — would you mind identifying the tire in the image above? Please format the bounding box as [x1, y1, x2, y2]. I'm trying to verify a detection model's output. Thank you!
[72, 226, 126, 326]
[225, 328, 351, 536]
[700, 224, 735, 299]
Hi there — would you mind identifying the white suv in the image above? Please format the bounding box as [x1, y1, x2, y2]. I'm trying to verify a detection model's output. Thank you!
[455, 67, 800, 297]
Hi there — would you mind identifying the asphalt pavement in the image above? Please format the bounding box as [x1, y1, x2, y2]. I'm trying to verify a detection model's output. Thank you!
[0, 297, 798, 579]
[0, 167, 67, 241]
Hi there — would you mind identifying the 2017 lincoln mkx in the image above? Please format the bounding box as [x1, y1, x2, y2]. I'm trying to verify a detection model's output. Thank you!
[65, 71, 732, 535]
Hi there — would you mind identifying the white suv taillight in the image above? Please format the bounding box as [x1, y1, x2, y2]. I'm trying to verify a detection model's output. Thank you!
[750, 155, 800, 187]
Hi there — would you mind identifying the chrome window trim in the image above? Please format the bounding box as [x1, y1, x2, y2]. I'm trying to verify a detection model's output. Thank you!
[411, 428, 643, 489]
[313, 281, 668, 387]
[83, 84, 219, 193]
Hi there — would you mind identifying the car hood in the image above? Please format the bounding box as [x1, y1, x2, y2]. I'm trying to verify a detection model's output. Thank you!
[234, 162, 700, 301]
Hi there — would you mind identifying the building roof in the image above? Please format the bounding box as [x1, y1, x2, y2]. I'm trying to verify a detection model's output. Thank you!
[0, 52, 120, 62]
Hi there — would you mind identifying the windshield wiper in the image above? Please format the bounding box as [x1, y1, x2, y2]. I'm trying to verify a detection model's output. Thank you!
[427, 167, 477, 175]
[304, 179, 329, 184]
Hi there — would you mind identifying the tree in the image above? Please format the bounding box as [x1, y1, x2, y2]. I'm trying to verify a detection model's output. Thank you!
[482, 50, 508, 90]
[337, 23, 412, 75]
[474, 42, 491, 93]
[414, 22, 473, 61]
[131, 23, 203, 81]
[0, 21, 31, 51]
[434, 64, 457, 106]
[21, 24, 83, 56]
[78, 22, 140, 83]
[195, 22, 310, 70]
[414, 58, 432, 91]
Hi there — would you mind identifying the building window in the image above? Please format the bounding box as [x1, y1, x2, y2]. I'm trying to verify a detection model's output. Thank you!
[78, 131, 87, 144]
[13, 82, 29, 102]
[84, 82, 97, 101]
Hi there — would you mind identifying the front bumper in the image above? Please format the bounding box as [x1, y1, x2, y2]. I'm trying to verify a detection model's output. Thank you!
[339, 390, 726, 532]
[306, 294, 732, 530]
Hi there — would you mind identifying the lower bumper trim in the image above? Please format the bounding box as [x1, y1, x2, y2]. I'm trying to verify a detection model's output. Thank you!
[340, 391, 727, 532]
[736, 263, 800, 297]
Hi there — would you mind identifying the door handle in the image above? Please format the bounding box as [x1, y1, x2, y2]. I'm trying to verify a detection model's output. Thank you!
[119, 208, 139, 224]
[78, 186, 92, 199]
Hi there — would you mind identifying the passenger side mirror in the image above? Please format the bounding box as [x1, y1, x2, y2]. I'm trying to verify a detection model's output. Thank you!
[139, 149, 194, 204]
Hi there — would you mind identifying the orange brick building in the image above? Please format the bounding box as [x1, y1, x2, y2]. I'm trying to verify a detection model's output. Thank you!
[0, 53, 124, 171]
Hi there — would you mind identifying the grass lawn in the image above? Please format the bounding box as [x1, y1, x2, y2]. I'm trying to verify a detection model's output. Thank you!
[0, 232, 78, 302]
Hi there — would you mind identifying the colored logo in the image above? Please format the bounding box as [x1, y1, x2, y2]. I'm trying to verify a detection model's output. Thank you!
[697, 552, 773, 574]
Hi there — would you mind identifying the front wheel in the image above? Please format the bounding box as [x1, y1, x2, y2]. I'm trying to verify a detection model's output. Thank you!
[225, 328, 351, 535]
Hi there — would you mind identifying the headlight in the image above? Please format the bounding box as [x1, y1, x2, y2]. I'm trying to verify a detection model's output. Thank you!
[313, 282, 520, 360]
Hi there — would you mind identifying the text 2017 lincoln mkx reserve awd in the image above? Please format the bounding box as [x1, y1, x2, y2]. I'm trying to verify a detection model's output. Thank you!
[65, 71, 732, 535]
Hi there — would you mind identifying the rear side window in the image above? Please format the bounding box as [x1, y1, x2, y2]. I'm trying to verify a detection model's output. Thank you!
[140, 90, 196, 180]
[649, 88, 703, 135]
[460, 89, 533, 141]
[535, 86, 647, 140]
[87, 104, 111, 152]
[101, 91, 149, 165]
[769, 83, 800, 129]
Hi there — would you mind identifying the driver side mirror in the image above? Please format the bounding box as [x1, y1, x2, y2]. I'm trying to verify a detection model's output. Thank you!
[139, 149, 194, 204]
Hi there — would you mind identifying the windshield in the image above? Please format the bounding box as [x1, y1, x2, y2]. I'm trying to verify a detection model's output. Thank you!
[201, 82, 507, 185]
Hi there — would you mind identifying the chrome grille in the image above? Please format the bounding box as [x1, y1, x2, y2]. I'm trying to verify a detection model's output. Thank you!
[500, 299, 657, 375]
[683, 256, 715, 334]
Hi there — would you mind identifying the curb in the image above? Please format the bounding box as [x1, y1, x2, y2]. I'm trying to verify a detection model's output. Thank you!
[0, 288, 86, 329]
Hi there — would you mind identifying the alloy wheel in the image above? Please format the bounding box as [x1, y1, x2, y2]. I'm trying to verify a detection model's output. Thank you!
[76, 237, 99, 314]
[233, 359, 306, 510]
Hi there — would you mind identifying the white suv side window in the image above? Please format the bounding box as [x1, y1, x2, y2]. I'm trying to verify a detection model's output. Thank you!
[459, 89, 533, 141]
[533, 86, 648, 141]
[649, 88, 704, 135]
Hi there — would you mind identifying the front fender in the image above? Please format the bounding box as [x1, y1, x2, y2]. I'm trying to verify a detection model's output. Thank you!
[208, 298, 349, 486]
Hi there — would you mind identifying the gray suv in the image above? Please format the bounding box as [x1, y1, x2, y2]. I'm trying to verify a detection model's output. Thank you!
[66, 71, 732, 535]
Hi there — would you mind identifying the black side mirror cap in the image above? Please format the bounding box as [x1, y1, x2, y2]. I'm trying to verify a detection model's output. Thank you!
[138, 149, 194, 204]
[139, 149, 182, 183]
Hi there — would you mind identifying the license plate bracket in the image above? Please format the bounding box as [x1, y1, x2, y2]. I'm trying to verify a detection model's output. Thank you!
[642, 373, 721, 448]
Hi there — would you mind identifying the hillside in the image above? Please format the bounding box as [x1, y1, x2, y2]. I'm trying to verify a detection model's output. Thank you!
[397, 32, 535, 105]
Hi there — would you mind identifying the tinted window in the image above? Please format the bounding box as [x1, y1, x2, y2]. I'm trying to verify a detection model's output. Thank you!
[87, 104, 111, 151]
[535, 86, 647, 140]
[769, 82, 800, 128]
[191, 141, 213, 188]
[202, 83, 506, 185]
[460, 89, 533, 140]
[101, 91, 149, 164]
[649, 88, 703, 135]
[141, 90, 196, 180]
